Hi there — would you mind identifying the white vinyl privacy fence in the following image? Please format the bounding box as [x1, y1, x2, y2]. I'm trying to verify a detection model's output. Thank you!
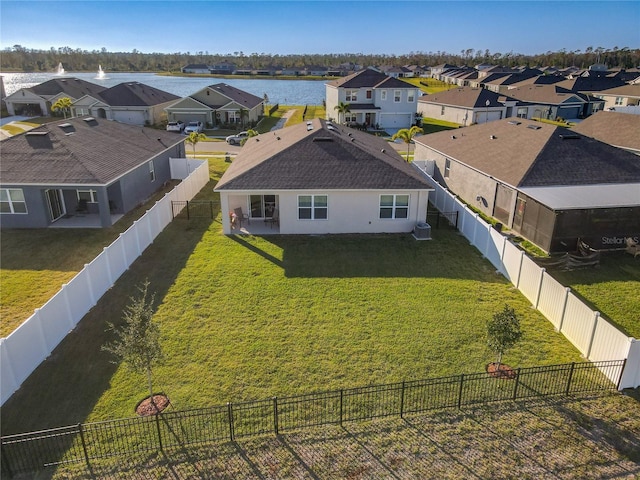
[425, 173, 639, 390]
[0, 159, 209, 405]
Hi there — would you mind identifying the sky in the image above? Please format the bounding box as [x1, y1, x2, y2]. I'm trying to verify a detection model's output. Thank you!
[1, 1, 639, 57]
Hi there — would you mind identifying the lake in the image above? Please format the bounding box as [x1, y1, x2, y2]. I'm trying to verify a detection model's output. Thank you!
[0, 71, 328, 105]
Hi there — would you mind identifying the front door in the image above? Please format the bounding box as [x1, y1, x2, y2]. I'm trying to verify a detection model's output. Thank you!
[45, 189, 65, 222]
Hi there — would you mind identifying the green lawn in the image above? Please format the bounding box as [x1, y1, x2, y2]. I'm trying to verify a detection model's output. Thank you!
[1, 159, 585, 437]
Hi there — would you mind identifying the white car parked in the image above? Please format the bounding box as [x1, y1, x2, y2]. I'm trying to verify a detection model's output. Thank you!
[166, 121, 184, 132]
[184, 121, 204, 134]
[226, 131, 249, 145]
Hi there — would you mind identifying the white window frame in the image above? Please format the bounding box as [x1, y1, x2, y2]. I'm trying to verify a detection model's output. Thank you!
[379, 194, 409, 219]
[345, 113, 357, 123]
[408, 91, 415, 102]
[0, 188, 28, 214]
[77, 189, 98, 203]
[394, 90, 402, 103]
[615, 97, 624, 105]
[149, 160, 155, 182]
[298, 194, 328, 220]
[381, 90, 387, 101]
[517, 107, 528, 118]
[345, 89, 358, 102]
[444, 159, 451, 178]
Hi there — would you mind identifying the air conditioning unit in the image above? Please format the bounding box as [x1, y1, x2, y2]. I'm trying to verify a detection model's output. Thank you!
[413, 222, 432, 240]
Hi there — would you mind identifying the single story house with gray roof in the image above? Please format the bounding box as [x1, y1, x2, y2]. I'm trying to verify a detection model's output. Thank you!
[1, 116, 185, 228]
[571, 110, 640, 155]
[414, 119, 640, 252]
[215, 119, 433, 235]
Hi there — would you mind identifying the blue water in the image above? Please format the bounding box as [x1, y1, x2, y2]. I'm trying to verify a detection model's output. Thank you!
[0, 71, 328, 105]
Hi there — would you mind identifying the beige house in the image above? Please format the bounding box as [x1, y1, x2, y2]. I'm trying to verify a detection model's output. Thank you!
[594, 84, 640, 110]
[165, 83, 264, 128]
[215, 119, 433, 235]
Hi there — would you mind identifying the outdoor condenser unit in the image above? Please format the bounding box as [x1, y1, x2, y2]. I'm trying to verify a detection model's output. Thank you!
[413, 222, 432, 240]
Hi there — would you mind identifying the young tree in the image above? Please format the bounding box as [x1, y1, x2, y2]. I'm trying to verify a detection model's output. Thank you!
[185, 131, 207, 158]
[334, 101, 351, 124]
[51, 97, 73, 119]
[391, 126, 424, 162]
[102, 280, 164, 403]
[486, 304, 522, 370]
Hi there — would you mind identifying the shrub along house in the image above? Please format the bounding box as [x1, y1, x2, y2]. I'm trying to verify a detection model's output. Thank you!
[214, 119, 433, 235]
[1, 117, 185, 228]
[414, 119, 640, 253]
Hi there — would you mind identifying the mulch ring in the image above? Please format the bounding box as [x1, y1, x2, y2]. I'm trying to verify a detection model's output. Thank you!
[486, 363, 517, 379]
[135, 394, 171, 416]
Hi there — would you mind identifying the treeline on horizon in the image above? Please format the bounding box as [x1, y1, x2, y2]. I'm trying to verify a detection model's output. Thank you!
[2, 45, 639, 73]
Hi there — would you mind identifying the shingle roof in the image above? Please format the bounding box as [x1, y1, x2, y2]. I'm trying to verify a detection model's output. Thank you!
[418, 87, 520, 108]
[572, 111, 640, 152]
[414, 119, 640, 188]
[27, 77, 106, 99]
[97, 82, 179, 106]
[327, 68, 413, 89]
[204, 83, 263, 109]
[215, 119, 432, 191]
[555, 76, 626, 93]
[1, 117, 184, 185]
[596, 84, 640, 98]
[503, 84, 584, 104]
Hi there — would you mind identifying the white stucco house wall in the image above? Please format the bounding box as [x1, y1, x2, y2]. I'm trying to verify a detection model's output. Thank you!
[214, 119, 433, 235]
[325, 67, 419, 130]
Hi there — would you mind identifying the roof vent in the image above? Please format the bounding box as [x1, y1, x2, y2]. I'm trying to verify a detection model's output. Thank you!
[276, 136, 280, 140]
[306, 121, 312, 126]
[351, 137, 355, 142]
[307, 125, 313, 131]
[490, 135, 496, 139]
[313, 137, 334, 142]
[65, 132, 75, 136]
[327, 125, 336, 131]
[559, 134, 580, 140]
[26, 131, 49, 136]
[83, 117, 96, 122]
[59, 123, 72, 128]
[527, 125, 541, 130]
[381, 148, 386, 153]
[508, 120, 521, 125]
[451, 135, 456, 139]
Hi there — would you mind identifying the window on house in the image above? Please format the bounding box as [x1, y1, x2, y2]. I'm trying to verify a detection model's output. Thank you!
[444, 159, 451, 178]
[366, 90, 372, 99]
[77, 189, 98, 203]
[379, 194, 409, 219]
[408, 91, 415, 102]
[381, 90, 387, 101]
[346, 89, 358, 102]
[517, 107, 527, 118]
[394, 90, 401, 102]
[441, 106, 445, 115]
[149, 161, 155, 182]
[298, 195, 328, 220]
[0, 188, 27, 214]
[615, 97, 624, 105]
[345, 113, 357, 123]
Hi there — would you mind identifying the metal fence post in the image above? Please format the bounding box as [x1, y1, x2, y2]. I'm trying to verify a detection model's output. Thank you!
[565, 362, 576, 396]
[400, 381, 406, 419]
[227, 402, 234, 441]
[616, 358, 628, 391]
[273, 397, 279, 436]
[512, 368, 521, 400]
[339, 389, 344, 427]
[78, 423, 91, 470]
[457, 374, 465, 409]
[186, 200, 190, 220]
[155, 413, 164, 452]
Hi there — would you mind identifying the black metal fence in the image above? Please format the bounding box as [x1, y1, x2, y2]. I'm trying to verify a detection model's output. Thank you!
[0, 360, 625, 477]
[171, 200, 220, 219]
[427, 209, 459, 229]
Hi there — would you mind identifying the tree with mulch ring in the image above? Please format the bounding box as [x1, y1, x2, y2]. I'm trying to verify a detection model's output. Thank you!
[102, 280, 166, 415]
[486, 304, 522, 379]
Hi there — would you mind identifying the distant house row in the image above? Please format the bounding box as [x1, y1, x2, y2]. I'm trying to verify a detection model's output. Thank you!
[181, 63, 354, 77]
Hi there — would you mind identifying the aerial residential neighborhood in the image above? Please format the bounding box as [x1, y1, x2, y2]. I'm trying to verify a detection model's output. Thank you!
[1, 1, 639, 477]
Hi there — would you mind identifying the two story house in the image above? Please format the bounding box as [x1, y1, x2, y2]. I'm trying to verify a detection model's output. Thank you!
[325, 68, 419, 130]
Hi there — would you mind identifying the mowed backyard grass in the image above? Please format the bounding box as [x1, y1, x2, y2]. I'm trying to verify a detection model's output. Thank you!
[1, 159, 586, 436]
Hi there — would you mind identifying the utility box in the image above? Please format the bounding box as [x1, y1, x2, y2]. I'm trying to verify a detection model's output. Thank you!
[413, 222, 432, 240]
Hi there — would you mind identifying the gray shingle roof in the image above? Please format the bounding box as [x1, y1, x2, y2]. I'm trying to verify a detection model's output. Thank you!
[215, 119, 432, 191]
[97, 82, 179, 106]
[28, 77, 107, 99]
[205, 83, 263, 109]
[327, 68, 414, 89]
[418, 87, 520, 108]
[415, 119, 640, 188]
[569, 111, 640, 153]
[1, 117, 184, 185]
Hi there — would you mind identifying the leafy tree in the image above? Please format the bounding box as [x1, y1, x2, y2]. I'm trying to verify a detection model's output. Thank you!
[51, 97, 73, 119]
[241, 128, 259, 146]
[334, 101, 351, 124]
[391, 126, 423, 162]
[185, 131, 207, 157]
[102, 280, 164, 403]
[486, 304, 522, 369]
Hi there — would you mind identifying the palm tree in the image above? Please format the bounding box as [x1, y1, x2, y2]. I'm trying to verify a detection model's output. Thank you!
[237, 108, 249, 129]
[185, 131, 207, 158]
[51, 97, 73, 119]
[334, 101, 351, 124]
[391, 126, 423, 162]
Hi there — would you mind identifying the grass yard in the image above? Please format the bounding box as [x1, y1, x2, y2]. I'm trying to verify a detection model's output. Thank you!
[1, 158, 587, 438]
